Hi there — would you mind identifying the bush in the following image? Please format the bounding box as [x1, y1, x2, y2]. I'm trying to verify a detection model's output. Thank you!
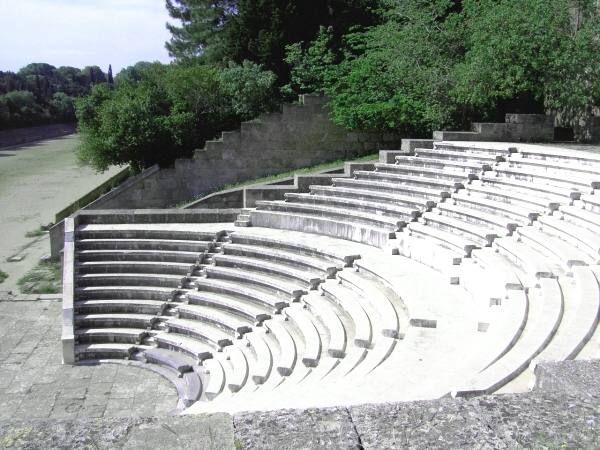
[76, 61, 277, 171]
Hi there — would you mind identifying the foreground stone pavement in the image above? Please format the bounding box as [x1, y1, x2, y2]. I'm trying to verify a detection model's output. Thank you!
[0, 299, 178, 420]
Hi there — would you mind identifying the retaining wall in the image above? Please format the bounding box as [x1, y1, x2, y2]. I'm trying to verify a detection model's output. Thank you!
[86, 94, 402, 210]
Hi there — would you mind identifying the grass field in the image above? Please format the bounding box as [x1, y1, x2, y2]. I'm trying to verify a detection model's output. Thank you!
[0, 134, 121, 293]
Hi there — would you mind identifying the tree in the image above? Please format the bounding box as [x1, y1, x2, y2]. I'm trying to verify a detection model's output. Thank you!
[107, 65, 114, 85]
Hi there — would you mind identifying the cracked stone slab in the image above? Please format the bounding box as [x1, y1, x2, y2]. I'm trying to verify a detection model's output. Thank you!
[0, 414, 234, 450]
[233, 406, 361, 450]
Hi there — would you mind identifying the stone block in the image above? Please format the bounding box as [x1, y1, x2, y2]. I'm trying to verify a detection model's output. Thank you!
[401, 139, 433, 152]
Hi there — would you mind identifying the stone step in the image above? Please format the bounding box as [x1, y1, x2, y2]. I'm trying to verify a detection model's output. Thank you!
[142, 347, 195, 375]
[337, 270, 401, 339]
[406, 222, 478, 258]
[508, 154, 600, 179]
[176, 303, 253, 337]
[532, 267, 600, 362]
[255, 200, 404, 231]
[493, 237, 555, 281]
[578, 193, 600, 213]
[284, 305, 323, 367]
[76, 261, 195, 276]
[74, 299, 167, 315]
[309, 185, 436, 212]
[302, 292, 347, 358]
[395, 155, 492, 173]
[202, 265, 307, 301]
[222, 345, 249, 392]
[559, 205, 600, 234]
[75, 313, 158, 329]
[433, 141, 517, 157]
[186, 290, 271, 324]
[213, 253, 323, 289]
[227, 232, 360, 267]
[76, 238, 213, 253]
[154, 332, 214, 363]
[470, 247, 524, 292]
[244, 330, 274, 384]
[437, 202, 518, 236]
[495, 163, 597, 193]
[77, 224, 217, 241]
[516, 226, 590, 270]
[415, 147, 504, 164]
[264, 318, 297, 376]
[320, 281, 372, 349]
[515, 145, 600, 167]
[452, 191, 538, 225]
[453, 278, 563, 397]
[221, 242, 340, 278]
[249, 209, 395, 248]
[332, 177, 451, 200]
[75, 343, 137, 360]
[77, 273, 186, 288]
[421, 212, 498, 248]
[375, 162, 476, 182]
[195, 277, 289, 314]
[75, 327, 149, 344]
[353, 170, 463, 193]
[203, 358, 226, 400]
[75, 286, 178, 301]
[76, 249, 203, 263]
[284, 193, 421, 222]
[165, 318, 235, 350]
[467, 181, 559, 212]
[538, 214, 600, 263]
[480, 174, 577, 203]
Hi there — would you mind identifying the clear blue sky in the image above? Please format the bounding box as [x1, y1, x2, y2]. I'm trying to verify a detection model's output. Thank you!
[0, 0, 174, 74]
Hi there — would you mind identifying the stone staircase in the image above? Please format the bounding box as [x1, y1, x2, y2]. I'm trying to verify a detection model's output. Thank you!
[61, 141, 600, 413]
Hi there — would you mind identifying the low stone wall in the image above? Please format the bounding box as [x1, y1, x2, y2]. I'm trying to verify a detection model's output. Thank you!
[87, 94, 402, 210]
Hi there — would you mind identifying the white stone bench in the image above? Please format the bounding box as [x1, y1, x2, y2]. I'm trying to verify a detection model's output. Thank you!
[76, 238, 213, 253]
[532, 266, 600, 362]
[195, 277, 289, 313]
[244, 330, 273, 384]
[75, 299, 167, 315]
[177, 303, 253, 337]
[221, 242, 340, 279]
[75, 343, 137, 360]
[75, 327, 148, 344]
[186, 291, 270, 324]
[249, 209, 395, 248]
[284, 305, 322, 367]
[375, 162, 477, 182]
[516, 226, 589, 270]
[493, 237, 555, 281]
[538, 214, 600, 263]
[406, 221, 478, 258]
[416, 147, 504, 164]
[437, 202, 519, 235]
[508, 153, 600, 179]
[395, 155, 491, 173]
[559, 205, 600, 234]
[496, 164, 596, 193]
[470, 247, 523, 292]
[452, 278, 563, 397]
[353, 170, 464, 193]
[213, 253, 323, 290]
[337, 270, 400, 339]
[202, 265, 307, 301]
[77, 223, 217, 241]
[579, 193, 600, 213]
[302, 292, 347, 358]
[421, 212, 497, 248]
[77, 273, 186, 288]
[75, 286, 177, 301]
[76, 249, 203, 263]
[75, 313, 158, 329]
[264, 318, 297, 376]
[203, 358, 225, 400]
[77, 261, 195, 276]
[320, 282, 372, 348]
[452, 191, 538, 225]
[165, 318, 234, 350]
[154, 332, 214, 363]
[332, 176, 451, 200]
[433, 142, 516, 157]
[467, 180, 560, 212]
[480, 174, 579, 202]
[143, 347, 195, 375]
[284, 192, 421, 222]
[223, 345, 249, 392]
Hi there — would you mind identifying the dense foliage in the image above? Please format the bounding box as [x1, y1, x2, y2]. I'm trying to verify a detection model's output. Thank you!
[0, 63, 107, 129]
[287, 0, 600, 138]
[76, 61, 276, 171]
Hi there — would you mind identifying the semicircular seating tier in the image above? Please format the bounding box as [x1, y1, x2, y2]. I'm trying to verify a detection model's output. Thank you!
[62, 141, 600, 413]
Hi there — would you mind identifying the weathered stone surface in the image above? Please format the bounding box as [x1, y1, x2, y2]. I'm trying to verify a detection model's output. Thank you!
[534, 359, 600, 398]
[233, 407, 361, 450]
[350, 391, 600, 450]
[0, 414, 234, 450]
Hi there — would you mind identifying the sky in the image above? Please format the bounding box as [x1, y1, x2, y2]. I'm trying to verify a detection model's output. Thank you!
[0, 0, 174, 74]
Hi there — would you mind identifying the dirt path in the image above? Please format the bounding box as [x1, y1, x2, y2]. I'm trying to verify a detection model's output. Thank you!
[0, 134, 121, 292]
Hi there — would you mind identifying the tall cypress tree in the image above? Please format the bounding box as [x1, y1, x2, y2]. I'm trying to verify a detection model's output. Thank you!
[107, 65, 114, 85]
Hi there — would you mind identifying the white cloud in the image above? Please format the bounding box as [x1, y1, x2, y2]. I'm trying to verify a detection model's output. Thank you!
[0, 0, 174, 74]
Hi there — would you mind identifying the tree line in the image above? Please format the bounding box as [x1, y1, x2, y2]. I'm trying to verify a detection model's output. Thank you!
[0, 63, 112, 129]
[77, 0, 600, 172]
